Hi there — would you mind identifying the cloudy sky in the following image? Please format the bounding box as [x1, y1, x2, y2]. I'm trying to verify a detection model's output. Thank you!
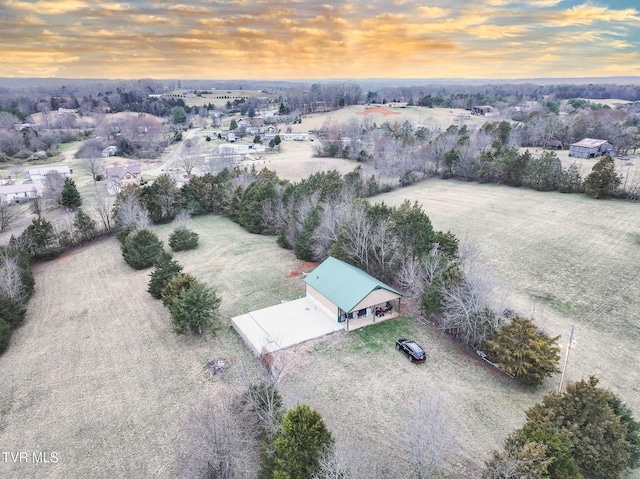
[1, 0, 639, 80]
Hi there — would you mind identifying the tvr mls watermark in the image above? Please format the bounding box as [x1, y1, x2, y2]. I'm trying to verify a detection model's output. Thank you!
[2, 451, 59, 464]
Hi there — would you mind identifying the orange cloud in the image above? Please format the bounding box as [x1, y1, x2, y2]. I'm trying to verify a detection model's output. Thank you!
[4, 0, 87, 15]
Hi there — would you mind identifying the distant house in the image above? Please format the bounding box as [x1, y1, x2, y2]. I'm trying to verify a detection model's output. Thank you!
[472, 105, 495, 116]
[105, 165, 142, 194]
[0, 183, 43, 205]
[569, 138, 614, 159]
[304, 257, 402, 330]
[26, 166, 71, 182]
[101, 145, 118, 157]
[283, 133, 309, 141]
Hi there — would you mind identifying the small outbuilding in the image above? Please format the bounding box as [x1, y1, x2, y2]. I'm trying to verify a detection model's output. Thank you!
[304, 257, 402, 331]
[569, 138, 614, 159]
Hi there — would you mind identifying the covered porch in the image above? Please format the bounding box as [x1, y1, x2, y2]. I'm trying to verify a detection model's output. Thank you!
[339, 298, 402, 331]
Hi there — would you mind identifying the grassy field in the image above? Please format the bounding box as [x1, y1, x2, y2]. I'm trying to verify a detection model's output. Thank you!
[1, 183, 639, 477]
[378, 181, 640, 404]
[0, 216, 304, 478]
[2, 104, 640, 477]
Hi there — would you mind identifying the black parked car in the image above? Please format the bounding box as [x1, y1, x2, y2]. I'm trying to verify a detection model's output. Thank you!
[396, 339, 426, 363]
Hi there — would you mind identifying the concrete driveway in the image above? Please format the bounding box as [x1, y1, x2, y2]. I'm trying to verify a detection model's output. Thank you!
[231, 298, 344, 355]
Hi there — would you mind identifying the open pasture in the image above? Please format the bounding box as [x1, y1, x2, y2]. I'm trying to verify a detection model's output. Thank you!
[378, 181, 640, 411]
[292, 104, 490, 133]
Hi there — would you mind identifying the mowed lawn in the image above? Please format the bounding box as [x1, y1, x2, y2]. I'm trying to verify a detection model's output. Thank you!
[1, 183, 639, 477]
[0, 216, 304, 479]
[377, 181, 640, 412]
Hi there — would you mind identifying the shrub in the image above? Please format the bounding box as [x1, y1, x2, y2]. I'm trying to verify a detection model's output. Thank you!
[169, 282, 221, 335]
[168, 228, 199, 252]
[120, 229, 164, 269]
[0, 295, 27, 328]
[0, 318, 12, 354]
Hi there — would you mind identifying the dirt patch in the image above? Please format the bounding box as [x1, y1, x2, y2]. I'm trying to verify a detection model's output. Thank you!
[357, 106, 401, 116]
[286, 261, 318, 278]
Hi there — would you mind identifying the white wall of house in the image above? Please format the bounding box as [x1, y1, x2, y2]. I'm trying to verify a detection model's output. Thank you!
[305, 285, 339, 318]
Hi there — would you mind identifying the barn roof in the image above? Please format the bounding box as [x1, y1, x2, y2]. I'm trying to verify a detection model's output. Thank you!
[304, 256, 401, 313]
[570, 138, 610, 148]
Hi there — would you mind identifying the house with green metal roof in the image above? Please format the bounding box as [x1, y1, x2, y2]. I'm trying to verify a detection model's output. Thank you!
[304, 256, 402, 330]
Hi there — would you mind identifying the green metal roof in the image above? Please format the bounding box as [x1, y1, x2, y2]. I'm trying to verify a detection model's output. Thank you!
[304, 257, 402, 313]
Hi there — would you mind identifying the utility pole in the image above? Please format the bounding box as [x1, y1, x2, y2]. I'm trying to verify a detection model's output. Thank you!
[558, 325, 575, 393]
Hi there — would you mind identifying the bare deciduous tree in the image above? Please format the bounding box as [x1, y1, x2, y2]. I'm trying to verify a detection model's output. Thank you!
[172, 210, 193, 230]
[397, 398, 459, 479]
[90, 185, 114, 233]
[0, 203, 18, 232]
[177, 393, 256, 479]
[79, 155, 105, 184]
[43, 170, 65, 206]
[113, 186, 151, 232]
[439, 268, 507, 349]
[397, 247, 443, 299]
[176, 153, 202, 176]
[313, 441, 388, 479]
[0, 252, 27, 302]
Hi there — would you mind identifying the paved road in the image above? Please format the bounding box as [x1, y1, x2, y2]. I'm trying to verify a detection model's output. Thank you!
[148, 128, 199, 177]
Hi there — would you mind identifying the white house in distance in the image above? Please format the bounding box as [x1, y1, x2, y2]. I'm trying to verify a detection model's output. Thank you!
[26, 166, 71, 182]
[0, 183, 43, 205]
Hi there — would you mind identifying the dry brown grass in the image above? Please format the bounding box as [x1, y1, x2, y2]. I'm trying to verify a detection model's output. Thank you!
[0, 216, 303, 478]
[378, 181, 640, 409]
[2, 105, 640, 477]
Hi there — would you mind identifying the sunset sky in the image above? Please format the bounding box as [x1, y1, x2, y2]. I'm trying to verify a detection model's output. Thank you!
[1, 0, 639, 80]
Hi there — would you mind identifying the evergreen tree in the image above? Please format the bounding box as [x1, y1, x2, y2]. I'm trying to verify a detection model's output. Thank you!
[485, 316, 560, 386]
[558, 163, 583, 193]
[19, 217, 55, 258]
[526, 377, 635, 478]
[583, 155, 621, 199]
[270, 404, 333, 479]
[169, 282, 221, 335]
[168, 227, 199, 251]
[60, 177, 82, 209]
[0, 294, 27, 328]
[391, 200, 435, 261]
[294, 205, 321, 261]
[73, 209, 97, 241]
[148, 252, 183, 299]
[0, 318, 11, 355]
[526, 151, 563, 191]
[120, 229, 164, 270]
[161, 273, 197, 307]
[512, 426, 581, 478]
